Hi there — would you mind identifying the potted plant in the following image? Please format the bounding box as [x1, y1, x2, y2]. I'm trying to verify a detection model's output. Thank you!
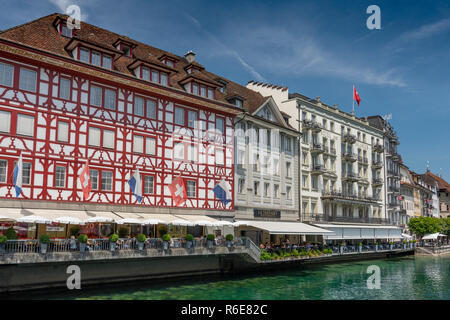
[109, 234, 119, 251]
[39, 234, 50, 254]
[162, 234, 171, 251]
[389, 241, 394, 251]
[0, 235, 7, 253]
[358, 242, 363, 253]
[137, 233, 146, 251]
[5, 227, 18, 240]
[225, 234, 234, 248]
[185, 234, 194, 249]
[69, 226, 81, 237]
[206, 234, 215, 249]
[78, 234, 88, 252]
[402, 240, 407, 250]
[375, 242, 379, 252]
[339, 243, 344, 255]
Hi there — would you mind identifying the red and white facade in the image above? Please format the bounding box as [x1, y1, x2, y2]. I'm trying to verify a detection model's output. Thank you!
[0, 30, 237, 215]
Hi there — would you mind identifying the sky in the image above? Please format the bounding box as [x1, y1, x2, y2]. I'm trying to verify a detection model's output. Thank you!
[0, 0, 449, 180]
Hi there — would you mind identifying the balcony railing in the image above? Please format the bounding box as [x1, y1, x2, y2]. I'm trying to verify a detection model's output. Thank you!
[372, 178, 384, 185]
[329, 147, 337, 155]
[372, 159, 383, 167]
[311, 164, 325, 174]
[304, 214, 389, 225]
[342, 171, 359, 181]
[373, 144, 384, 153]
[303, 120, 322, 131]
[342, 152, 357, 162]
[342, 133, 357, 144]
[322, 189, 381, 203]
[358, 156, 369, 164]
[311, 143, 324, 153]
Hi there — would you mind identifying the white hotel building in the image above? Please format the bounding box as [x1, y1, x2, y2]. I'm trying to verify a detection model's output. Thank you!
[247, 81, 402, 243]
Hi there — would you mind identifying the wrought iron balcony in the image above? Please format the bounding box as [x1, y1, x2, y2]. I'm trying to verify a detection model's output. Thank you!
[373, 144, 384, 153]
[388, 185, 400, 192]
[329, 147, 337, 155]
[302, 120, 322, 131]
[311, 164, 325, 174]
[372, 159, 383, 168]
[321, 189, 381, 204]
[311, 143, 324, 153]
[342, 171, 359, 181]
[372, 178, 384, 185]
[303, 214, 389, 225]
[342, 133, 357, 144]
[358, 156, 369, 164]
[342, 152, 357, 162]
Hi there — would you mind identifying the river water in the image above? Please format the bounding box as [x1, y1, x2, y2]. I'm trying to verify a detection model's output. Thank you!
[23, 255, 450, 300]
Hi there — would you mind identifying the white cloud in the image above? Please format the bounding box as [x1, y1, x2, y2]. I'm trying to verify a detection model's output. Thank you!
[400, 18, 450, 42]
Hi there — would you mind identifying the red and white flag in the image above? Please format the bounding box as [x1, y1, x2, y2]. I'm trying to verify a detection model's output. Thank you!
[79, 161, 92, 200]
[168, 176, 187, 206]
[353, 85, 361, 106]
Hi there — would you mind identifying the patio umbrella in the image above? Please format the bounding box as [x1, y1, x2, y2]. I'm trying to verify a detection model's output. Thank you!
[142, 218, 168, 225]
[193, 220, 218, 227]
[17, 215, 52, 224]
[85, 216, 115, 223]
[232, 221, 250, 227]
[215, 221, 233, 226]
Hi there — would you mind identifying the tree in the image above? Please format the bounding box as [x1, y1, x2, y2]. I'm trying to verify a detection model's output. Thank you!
[407, 217, 442, 237]
[439, 217, 450, 236]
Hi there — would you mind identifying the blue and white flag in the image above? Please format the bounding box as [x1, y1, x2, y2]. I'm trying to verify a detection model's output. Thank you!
[128, 168, 143, 203]
[13, 153, 23, 197]
[213, 179, 231, 205]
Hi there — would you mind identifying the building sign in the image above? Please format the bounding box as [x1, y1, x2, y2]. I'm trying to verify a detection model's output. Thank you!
[254, 209, 281, 219]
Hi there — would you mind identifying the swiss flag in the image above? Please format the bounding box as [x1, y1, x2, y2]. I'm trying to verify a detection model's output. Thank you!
[168, 176, 187, 206]
[79, 161, 92, 201]
[353, 85, 361, 106]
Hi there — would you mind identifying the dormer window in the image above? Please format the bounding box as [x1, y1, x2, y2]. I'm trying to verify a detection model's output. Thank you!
[235, 98, 243, 108]
[186, 65, 202, 74]
[56, 20, 73, 38]
[159, 54, 178, 68]
[77, 47, 113, 69]
[114, 39, 136, 58]
[139, 66, 168, 86]
[184, 81, 214, 99]
[122, 45, 131, 57]
[216, 79, 228, 93]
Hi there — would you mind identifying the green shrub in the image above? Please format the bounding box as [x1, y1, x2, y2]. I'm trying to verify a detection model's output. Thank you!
[225, 234, 234, 241]
[158, 225, 168, 237]
[260, 250, 272, 260]
[162, 234, 171, 242]
[69, 225, 81, 237]
[5, 227, 18, 240]
[402, 240, 407, 244]
[291, 249, 299, 257]
[389, 241, 394, 245]
[339, 243, 344, 246]
[0, 235, 8, 244]
[118, 227, 129, 238]
[359, 243, 363, 246]
[109, 234, 119, 242]
[137, 233, 146, 242]
[206, 234, 215, 241]
[185, 234, 194, 241]
[39, 234, 50, 243]
[78, 234, 88, 243]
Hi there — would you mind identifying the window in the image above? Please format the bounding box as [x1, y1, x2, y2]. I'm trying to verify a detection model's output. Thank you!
[264, 183, 270, 197]
[274, 184, 279, 198]
[286, 162, 291, 178]
[144, 176, 154, 194]
[200, 86, 206, 97]
[102, 55, 112, 69]
[0, 110, 11, 133]
[57, 121, 69, 142]
[101, 171, 113, 191]
[134, 96, 144, 116]
[286, 186, 292, 200]
[254, 181, 260, 196]
[0, 62, 14, 87]
[90, 169, 98, 190]
[133, 135, 144, 153]
[104, 89, 116, 110]
[90, 85, 102, 107]
[103, 129, 115, 149]
[188, 144, 198, 162]
[0, 160, 7, 183]
[187, 110, 197, 128]
[207, 88, 214, 99]
[88, 127, 101, 146]
[91, 51, 101, 66]
[147, 100, 156, 119]
[285, 137, 292, 152]
[14, 161, 31, 185]
[54, 166, 66, 188]
[142, 67, 150, 81]
[215, 148, 224, 166]
[61, 24, 72, 37]
[59, 77, 71, 100]
[80, 48, 90, 63]
[16, 114, 34, 136]
[175, 107, 184, 126]
[19, 68, 37, 92]
[302, 175, 308, 188]
[235, 99, 243, 108]
[216, 117, 224, 135]
[145, 137, 156, 156]
[186, 180, 196, 198]
[312, 176, 318, 189]
[238, 178, 245, 194]
[160, 73, 168, 86]
[302, 152, 308, 166]
[174, 142, 184, 160]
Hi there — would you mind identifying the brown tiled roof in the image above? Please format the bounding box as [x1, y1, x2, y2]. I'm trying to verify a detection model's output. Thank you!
[423, 171, 450, 192]
[0, 13, 276, 117]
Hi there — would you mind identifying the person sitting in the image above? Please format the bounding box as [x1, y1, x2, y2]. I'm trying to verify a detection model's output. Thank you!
[69, 236, 77, 251]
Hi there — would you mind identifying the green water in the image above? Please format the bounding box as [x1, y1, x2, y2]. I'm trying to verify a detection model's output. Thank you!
[30, 256, 450, 300]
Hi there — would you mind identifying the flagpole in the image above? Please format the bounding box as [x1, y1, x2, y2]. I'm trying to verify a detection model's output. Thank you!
[352, 85, 355, 115]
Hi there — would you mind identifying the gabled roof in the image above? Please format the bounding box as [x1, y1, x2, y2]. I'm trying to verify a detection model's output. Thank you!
[0, 13, 268, 115]
[423, 171, 450, 192]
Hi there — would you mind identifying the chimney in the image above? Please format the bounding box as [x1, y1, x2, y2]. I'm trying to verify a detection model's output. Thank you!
[184, 50, 196, 63]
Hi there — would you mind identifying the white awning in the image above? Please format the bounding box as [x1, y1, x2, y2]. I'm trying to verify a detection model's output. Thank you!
[85, 211, 120, 223]
[138, 214, 182, 225]
[175, 215, 222, 226]
[0, 208, 26, 221]
[422, 233, 447, 240]
[314, 224, 403, 240]
[402, 233, 413, 239]
[234, 220, 334, 235]
[112, 212, 145, 225]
